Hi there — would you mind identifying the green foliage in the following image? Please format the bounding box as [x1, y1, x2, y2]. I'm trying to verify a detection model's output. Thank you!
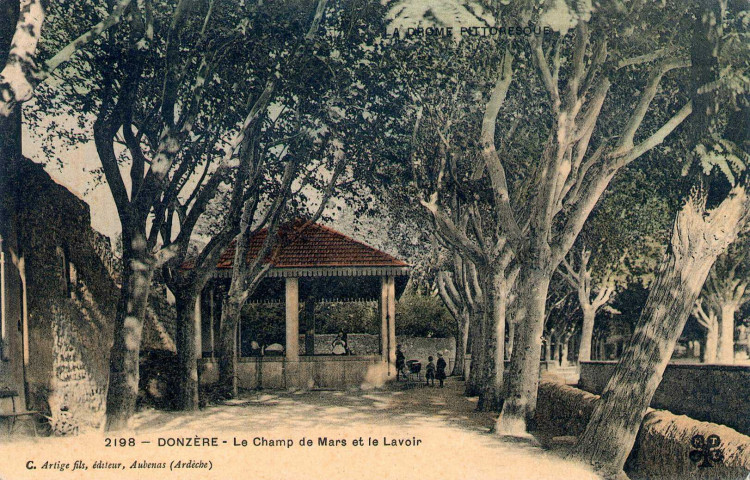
[596, 281, 647, 339]
[240, 303, 285, 347]
[239, 294, 453, 342]
[395, 294, 453, 338]
[313, 302, 379, 335]
[695, 140, 748, 187]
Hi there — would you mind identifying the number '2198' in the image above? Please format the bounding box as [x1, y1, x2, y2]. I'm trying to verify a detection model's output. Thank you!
[104, 437, 135, 447]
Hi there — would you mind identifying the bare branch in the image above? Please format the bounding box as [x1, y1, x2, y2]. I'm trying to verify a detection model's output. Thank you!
[530, 34, 560, 112]
[480, 50, 523, 247]
[613, 58, 691, 156]
[616, 47, 678, 70]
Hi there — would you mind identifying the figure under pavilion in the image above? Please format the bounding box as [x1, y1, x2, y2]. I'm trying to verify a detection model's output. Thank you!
[189, 220, 410, 390]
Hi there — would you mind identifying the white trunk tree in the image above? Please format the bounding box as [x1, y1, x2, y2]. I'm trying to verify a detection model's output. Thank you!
[573, 187, 750, 476]
[702, 254, 749, 363]
[0, 0, 132, 116]
[693, 299, 719, 363]
[559, 246, 615, 363]
[481, 20, 693, 436]
[436, 254, 480, 379]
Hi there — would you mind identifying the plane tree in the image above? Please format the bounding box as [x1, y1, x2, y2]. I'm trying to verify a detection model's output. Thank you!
[381, 0, 699, 431]
[692, 237, 750, 364]
[572, 0, 750, 475]
[29, 0, 354, 428]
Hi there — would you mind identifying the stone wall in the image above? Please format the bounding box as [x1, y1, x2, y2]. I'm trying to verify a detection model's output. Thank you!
[143, 280, 177, 352]
[296, 334, 456, 373]
[11, 158, 119, 432]
[199, 355, 385, 390]
[580, 361, 750, 436]
[534, 379, 750, 480]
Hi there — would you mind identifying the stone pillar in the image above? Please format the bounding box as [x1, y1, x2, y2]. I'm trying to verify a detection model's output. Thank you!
[380, 276, 388, 362]
[209, 283, 216, 357]
[285, 277, 300, 361]
[387, 276, 396, 376]
[285, 277, 300, 389]
[304, 298, 315, 356]
[194, 294, 202, 357]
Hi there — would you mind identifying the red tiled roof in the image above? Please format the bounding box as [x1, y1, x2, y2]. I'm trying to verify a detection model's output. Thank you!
[187, 220, 409, 270]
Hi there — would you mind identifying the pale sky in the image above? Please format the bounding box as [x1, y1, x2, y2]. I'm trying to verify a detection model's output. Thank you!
[23, 114, 122, 238]
[21, 111, 401, 260]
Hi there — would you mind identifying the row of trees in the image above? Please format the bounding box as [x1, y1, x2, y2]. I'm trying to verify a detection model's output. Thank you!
[2, 0, 373, 427]
[362, 0, 750, 477]
[3, 0, 749, 476]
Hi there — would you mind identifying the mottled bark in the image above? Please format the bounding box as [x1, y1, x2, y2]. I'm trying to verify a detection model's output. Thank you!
[579, 307, 596, 363]
[477, 271, 506, 412]
[705, 325, 718, 362]
[460, 314, 470, 377]
[174, 289, 199, 410]
[496, 261, 552, 435]
[465, 306, 485, 396]
[217, 296, 241, 398]
[718, 305, 736, 363]
[0, 0, 43, 116]
[105, 235, 154, 431]
[700, 256, 748, 364]
[572, 189, 750, 476]
[436, 270, 470, 378]
[560, 248, 615, 363]
[506, 320, 515, 360]
[694, 300, 718, 363]
[452, 309, 469, 378]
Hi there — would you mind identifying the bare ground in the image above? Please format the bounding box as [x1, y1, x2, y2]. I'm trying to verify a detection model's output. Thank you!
[1, 378, 600, 480]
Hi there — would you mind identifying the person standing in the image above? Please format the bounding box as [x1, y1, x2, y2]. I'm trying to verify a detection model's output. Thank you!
[425, 356, 436, 387]
[396, 344, 406, 380]
[436, 353, 447, 388]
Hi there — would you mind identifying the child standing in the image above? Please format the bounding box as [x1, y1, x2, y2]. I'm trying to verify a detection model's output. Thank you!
[436, 353, 447, 388]
[425, 356, 436, 386]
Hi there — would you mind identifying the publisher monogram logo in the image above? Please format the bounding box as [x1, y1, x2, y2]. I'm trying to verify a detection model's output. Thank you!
[689, 434, 724, 468]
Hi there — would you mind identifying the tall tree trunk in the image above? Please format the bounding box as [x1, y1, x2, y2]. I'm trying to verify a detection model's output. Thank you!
[174, 289, 199, 410]
[105, 236, 154, 431]
[543, 334, 552, 362]
[506, 321, 515, 360]
[496, 264, 552, 435]
[560, 334, 571, 368]
[704, 325, 718, 363]
[579, 307, 596, 363]
[551, 333, 561, 366]
[452, 310, 470, 377]
[217, 295, 241, 398]
[571, 189, 749, 477]
[717, 304, 736, 363]
[478, 271, 505, 412]
[465, 307, 485, 396]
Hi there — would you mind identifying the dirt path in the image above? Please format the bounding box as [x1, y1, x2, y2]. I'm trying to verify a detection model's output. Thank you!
[1, 379, 600, 480]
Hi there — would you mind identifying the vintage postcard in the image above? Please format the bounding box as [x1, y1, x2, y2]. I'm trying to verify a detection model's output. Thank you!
[1, 0, 749, 479]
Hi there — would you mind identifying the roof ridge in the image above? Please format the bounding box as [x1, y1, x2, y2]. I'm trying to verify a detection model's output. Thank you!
[182, 219, 409, 270]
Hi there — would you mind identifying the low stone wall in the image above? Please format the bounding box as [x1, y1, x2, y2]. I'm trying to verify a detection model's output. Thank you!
[534, 379, 750, 480]
[580, 361, 750, 435]
[199, 355, 386, 390]
[463, 356, 557, 383]
[396, 336, 456, 373]
[300, 334, 456, 374]
[200, 336, 457, 391]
